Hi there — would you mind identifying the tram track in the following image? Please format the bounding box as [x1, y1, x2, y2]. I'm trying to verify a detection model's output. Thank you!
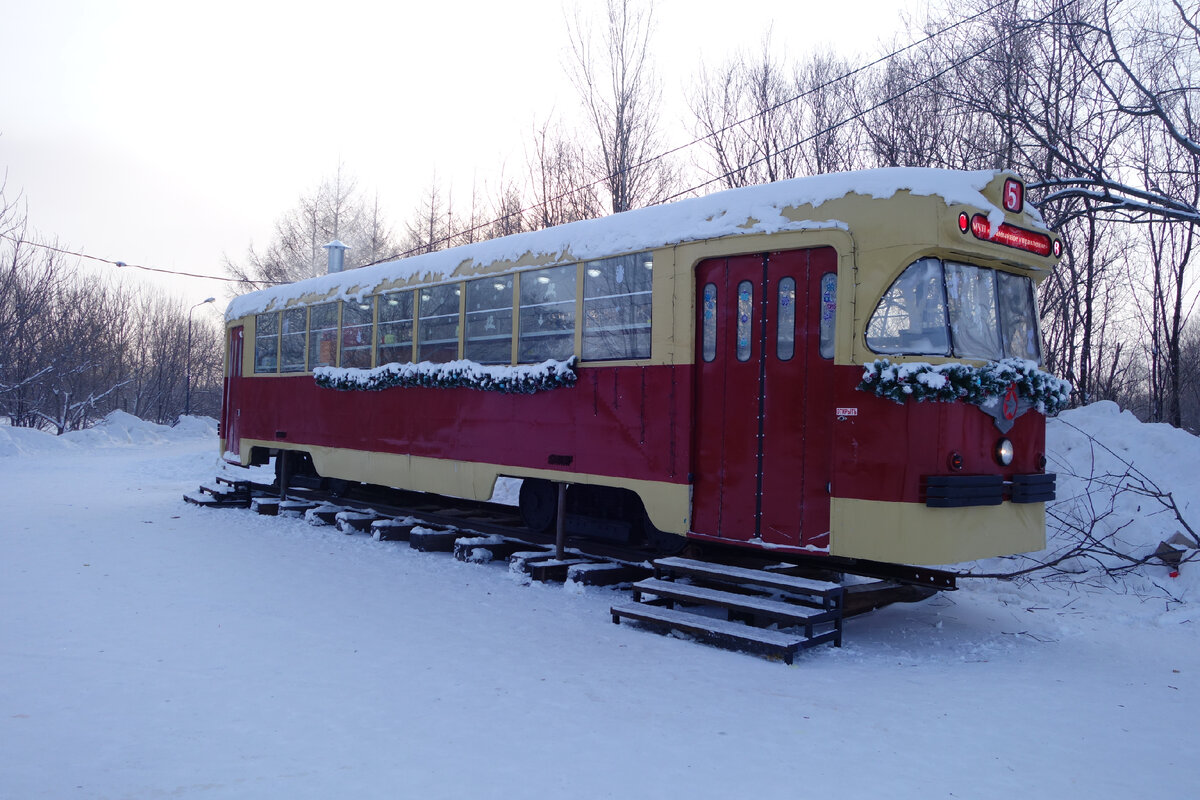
[184, 472, 945, 666]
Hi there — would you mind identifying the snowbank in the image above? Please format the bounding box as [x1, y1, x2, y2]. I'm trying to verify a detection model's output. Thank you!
[0, 399, 1196, 799]
[963, 400, 1200, 609]
[0, 411, 217, 458]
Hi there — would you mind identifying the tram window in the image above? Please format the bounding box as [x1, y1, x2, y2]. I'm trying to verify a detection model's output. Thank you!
[582, 253, 652, 361]
[308, 302, 339, 369]
[254, 312, 279, 373]
[340, 299, 374, 369]
[418, 283, 461, 364]
[819, 273, 837, 359]
[465, 276, 514, 365]
[736, 280, 754, 362]
[280, 307, 307, 373]
[865, 258, 950, 356]
[701, 283, 718, 362]
[776, 277, 796, 361]
[996, 270, 1041, 361]
[867, 259, 1044, 363]
[377, 290, 414, 365]
[518, 264, 576, 362]
[945, 262, 1003, 361]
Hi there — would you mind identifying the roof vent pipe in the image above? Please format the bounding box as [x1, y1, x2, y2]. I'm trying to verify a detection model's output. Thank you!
[323, 240, 350, 274]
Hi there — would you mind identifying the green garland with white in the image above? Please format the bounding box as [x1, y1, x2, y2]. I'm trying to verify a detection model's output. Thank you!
[314, 357, 578, 395]
[857, 358, 1072, 415]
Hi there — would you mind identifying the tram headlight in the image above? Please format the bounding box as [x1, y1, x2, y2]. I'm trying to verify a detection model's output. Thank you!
[994, 438, 1014, 467]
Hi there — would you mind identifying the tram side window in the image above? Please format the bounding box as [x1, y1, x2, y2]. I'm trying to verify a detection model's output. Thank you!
[945, 262, 1002, 361]
[519, 265, 576, 362]
[865, 258, 950, 356]
[280, 307, 307, 373]
[465, 276, 514, 365]
[308, 302, 339, 369]
[254, 312, 279, 373]
[819, 273, 837, 359]
[581, 253, 652, 361]
[340, 299, 374, 369]
[418, 283, 461, 363]
[377, 290, 414, 365]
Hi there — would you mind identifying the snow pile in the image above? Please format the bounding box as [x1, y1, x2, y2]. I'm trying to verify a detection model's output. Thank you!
[1, 398, 1197, 798]
[0, 411, 217, 458]
[227, 168, 1021, 320]
[967, 401, 1200, 607]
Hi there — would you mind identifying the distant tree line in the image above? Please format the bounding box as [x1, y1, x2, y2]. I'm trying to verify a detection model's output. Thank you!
[1, 182, 223, 432]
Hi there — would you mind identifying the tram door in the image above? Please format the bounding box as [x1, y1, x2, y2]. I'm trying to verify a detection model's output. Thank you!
[692, 248, 837, 549]
[222, 326, 243, 458]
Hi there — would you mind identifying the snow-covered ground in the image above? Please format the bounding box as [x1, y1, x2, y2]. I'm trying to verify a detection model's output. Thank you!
[1, 408, 1196, 799]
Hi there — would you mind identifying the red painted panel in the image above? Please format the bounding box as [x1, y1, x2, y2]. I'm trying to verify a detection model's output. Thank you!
[759, 249, 808, 546]
[831, 366, 1048, 503]
[692, 255, 765, 541]
[234, 364, 692, 486]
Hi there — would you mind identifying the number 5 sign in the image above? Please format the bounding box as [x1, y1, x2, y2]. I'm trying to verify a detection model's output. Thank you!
[1003, 178, 1024, 213]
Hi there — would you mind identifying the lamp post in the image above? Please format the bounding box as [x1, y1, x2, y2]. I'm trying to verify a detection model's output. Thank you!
[186, 297, 216, 417]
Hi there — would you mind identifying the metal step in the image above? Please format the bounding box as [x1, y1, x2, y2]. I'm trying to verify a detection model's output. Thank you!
[183, 492, 246, 508]
[653, 556, 844, 604]
[610, 602, 812, 665]
[633, 577, 839, 636]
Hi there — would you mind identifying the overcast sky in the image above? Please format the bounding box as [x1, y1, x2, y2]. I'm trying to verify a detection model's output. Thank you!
[0, 0, 918, 308]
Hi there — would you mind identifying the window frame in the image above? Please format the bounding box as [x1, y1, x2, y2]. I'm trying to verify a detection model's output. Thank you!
[866, 258, 1043, 363]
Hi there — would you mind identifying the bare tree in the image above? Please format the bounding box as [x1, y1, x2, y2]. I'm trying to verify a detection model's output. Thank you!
[567, 0, 677, 212]
[526, 117, 603, 228]
[688, 34, 808, 187]
[401, 179, 459, 255]
[224, 164, 400, 289]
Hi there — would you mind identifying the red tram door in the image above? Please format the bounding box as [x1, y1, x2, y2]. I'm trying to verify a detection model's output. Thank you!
[692, 248, 837, 549]
[222, 326, 243, 459]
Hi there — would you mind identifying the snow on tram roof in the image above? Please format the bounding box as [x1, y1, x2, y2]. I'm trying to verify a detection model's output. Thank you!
[226, 167, 1020, 321]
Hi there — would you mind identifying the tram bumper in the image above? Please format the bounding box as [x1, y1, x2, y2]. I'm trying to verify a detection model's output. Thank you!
[923, 473, 1056, 508]
[830, 495, 1048, 565]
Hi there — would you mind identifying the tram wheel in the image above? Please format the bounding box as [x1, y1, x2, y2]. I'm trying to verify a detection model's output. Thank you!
[643, 510, 688, 555]
[518, 479, 558, 534]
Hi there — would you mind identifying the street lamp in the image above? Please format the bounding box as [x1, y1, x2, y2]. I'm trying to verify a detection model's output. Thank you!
[186, 297, 216, 417]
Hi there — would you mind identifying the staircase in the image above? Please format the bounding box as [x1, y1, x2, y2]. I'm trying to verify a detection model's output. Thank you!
[610, 556, 844, 664]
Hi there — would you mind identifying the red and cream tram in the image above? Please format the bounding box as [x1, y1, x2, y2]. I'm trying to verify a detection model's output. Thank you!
[220, 169, 1067, 566]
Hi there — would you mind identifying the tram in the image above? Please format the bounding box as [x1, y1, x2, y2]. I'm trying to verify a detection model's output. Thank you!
[220, 168, 1067, 566]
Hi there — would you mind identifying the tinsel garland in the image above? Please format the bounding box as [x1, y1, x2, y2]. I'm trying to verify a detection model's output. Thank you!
[314, 356, 578, 395]
[857, 358, 1072, 415]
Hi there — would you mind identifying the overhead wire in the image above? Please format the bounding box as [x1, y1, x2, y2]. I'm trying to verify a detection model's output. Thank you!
[664, 0, 1079, 201]
[5, 0, 1044, 284]
[364, 0, 1018, 266]
[0, 233, 280, 285]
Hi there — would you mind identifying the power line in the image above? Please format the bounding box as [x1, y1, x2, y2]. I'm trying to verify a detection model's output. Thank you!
[0, 233, 278, 285]
[665, 1, 1080, 201]
[365, 0, 1018, 266]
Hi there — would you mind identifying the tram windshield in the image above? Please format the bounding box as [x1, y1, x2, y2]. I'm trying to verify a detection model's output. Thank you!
[865, 257, 1041, 363]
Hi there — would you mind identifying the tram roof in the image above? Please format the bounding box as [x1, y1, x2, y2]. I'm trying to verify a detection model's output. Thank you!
[226, 167, 1035, 321]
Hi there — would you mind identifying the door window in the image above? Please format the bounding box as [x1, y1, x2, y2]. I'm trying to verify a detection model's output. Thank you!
[776, 277, 796, 361]
[736, 281, 754, 362]
[701, 283, 717, 363]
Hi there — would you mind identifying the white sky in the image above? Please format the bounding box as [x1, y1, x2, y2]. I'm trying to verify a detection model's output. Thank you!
[0, 0, 922, 306]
